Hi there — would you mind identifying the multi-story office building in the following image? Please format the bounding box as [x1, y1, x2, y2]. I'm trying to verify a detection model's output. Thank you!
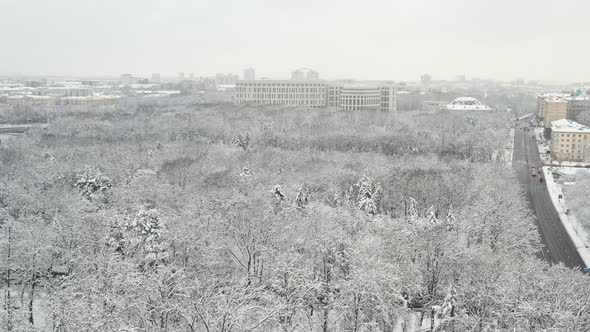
[537, 93, 568, 118]
[234, 81, 396, 111]
[379, 84, 396, 113]
[551, 119, 590, 162]
[327, 84, 342, 108]
[340, 86, 381, 111]
[243, 68, 256, 81]
[234, 80, 327, 107]
[542, 97, 568, 128]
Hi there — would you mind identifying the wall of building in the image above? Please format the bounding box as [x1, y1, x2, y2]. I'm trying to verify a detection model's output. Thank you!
[543, 100, 568, 128]
[235, 81, 327, 107]
[551, 131, 590, 161]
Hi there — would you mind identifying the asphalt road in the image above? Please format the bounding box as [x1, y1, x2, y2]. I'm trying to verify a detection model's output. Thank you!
[513, 123, 585, 269]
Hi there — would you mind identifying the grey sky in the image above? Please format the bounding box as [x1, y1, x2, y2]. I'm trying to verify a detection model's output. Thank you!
[1, 0, 589, 82]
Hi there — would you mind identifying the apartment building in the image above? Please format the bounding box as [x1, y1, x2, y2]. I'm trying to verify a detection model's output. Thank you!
[340, 86, 381, 111]
[537, 94, 590, 121]
[542, 97, 568, 128]
[550, 119, 590, 162]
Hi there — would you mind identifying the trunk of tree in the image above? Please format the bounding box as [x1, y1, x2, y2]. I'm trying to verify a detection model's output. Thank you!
[29, 278, 37, 325]
[430, 308, 435, 331]
[6, 225, 13, 332]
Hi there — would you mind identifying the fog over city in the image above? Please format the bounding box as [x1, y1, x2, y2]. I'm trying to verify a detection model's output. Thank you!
[2, 1, 590, 332]
[2, 0, 590, 81]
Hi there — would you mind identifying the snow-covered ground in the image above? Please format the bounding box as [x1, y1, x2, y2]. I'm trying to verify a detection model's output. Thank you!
[502, 128, 515, 167]
[542, 167, 590, 267]
[533, 129, 590, 267]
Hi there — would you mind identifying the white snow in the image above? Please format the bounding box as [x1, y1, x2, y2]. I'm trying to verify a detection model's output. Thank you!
[542, 167, 590, 267]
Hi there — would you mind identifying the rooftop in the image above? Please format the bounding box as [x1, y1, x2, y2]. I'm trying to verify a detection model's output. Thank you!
[551, 119, 590, 133]
[442, 97, 492, 111]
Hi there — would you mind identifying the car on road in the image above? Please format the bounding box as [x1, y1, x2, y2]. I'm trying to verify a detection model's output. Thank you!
[537, 166, 542, 173]
[530, 166, 537, 177]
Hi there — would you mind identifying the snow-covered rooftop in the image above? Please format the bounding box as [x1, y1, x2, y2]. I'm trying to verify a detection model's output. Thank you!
[551, 119, 590, 133]
[441, 97, 492, 111]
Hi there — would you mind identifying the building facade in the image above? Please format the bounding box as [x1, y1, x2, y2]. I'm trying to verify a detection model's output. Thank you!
[550, 119, 590, 162]
[234, 81, 397, 111]
[340, 86, 381, 111]
[234, 80, 327, 107]
[542, 97, 568, 128]
[7, 95, 57, 106]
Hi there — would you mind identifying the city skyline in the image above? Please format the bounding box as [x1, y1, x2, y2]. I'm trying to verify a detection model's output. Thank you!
[1, 0, 590, 82]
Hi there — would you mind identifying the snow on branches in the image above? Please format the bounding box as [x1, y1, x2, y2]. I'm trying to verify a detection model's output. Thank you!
[348, 173, 381, 215]
[108, 208, 169, 267]
[231, 131, 251, 151]
[74, 167, 111, 200]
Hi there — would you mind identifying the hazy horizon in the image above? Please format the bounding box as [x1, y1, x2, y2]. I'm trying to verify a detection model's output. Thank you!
[2, 0, 589, 82]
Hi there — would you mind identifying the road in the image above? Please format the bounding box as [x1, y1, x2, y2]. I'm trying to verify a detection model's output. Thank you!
[512, 123, 585, 269]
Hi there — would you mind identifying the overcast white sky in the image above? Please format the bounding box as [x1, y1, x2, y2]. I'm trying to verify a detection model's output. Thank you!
[1, 0, 589, 82]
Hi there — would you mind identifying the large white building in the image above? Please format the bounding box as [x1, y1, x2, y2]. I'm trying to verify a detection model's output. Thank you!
[441, 97, 492, 111]
[234, 80, 397, 111]
[234, 80, 327, 107]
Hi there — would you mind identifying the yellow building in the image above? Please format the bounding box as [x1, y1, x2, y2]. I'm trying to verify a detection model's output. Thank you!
[551, 119, 590, 162]
[542, 97, 568, 128]
[59, 96, 119, 106]
[7, 95, 57, 106]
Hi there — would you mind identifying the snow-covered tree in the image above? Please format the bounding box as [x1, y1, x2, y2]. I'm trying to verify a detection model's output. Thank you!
[74, 167, 111, 200]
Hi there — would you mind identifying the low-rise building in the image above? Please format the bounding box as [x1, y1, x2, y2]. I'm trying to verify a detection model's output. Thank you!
[7, 95, 57, 106]
[551, 119, 590, 162]
[60, 96, 120, 106]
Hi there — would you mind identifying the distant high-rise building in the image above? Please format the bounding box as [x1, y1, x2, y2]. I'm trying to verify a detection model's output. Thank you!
[420, 74, 431, 88]
[151, 73, 161, 83]
[178, 72, 185, 80]
[216, 73, 239, 85]
[120, 73, 134, 86]
[291, 69, 305, 80]
[243, 67, 256, 80]
[512, 78, 525, 86]
[306, 70, 319, 80]
[189, 73, 194, 80]
[456, 74, 466, 82]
